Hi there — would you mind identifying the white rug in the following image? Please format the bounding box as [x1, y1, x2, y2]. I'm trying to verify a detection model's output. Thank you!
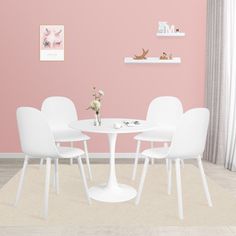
[0, 164, 236, 226]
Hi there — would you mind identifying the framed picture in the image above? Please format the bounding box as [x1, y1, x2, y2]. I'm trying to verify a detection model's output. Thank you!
[40, 25, 64, 61]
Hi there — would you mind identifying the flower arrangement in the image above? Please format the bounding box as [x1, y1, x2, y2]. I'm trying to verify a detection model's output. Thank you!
[87, 87, 104, 125]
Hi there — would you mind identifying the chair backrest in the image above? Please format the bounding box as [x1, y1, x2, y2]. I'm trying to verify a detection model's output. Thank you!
[41, 96, 78, 129]
[167, 108, 210, 159]
[146, 96, 183, 126]
[16, 107, 59, 158]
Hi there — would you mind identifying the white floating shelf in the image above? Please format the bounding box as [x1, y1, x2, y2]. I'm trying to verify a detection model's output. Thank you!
[124, 57, 181, 64]
[156, 32, 185, 37]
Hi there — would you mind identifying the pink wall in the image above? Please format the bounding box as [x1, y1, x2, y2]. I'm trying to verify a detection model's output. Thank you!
[0, 0, 206, 152]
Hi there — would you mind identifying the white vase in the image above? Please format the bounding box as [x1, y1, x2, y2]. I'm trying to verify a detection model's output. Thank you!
[94, 113, 101, 126]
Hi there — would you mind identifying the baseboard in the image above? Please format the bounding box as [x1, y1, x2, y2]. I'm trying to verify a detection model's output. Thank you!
[0, 153, 137, 159]
[87, 153, 137, 159]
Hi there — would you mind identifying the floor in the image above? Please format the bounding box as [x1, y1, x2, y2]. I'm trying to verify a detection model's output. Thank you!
[0, 158, 236, 236]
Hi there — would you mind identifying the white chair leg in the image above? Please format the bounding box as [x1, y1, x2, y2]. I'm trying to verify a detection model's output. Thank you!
[70, 142, 73, 165]
[132, 140, 141, 180]
[54, 158, 59, 194]
[77, 157, 91, 204]
[197, 158, 213, 207]
[175, 159, 184, 220]
[181, 159, 185, 168]
[167, 159, 172, 195]
[52, 143, 60, 189]
[164, 143, 169, 172]
[83, 140, 92, 180]
[51, 160, 55, 189]
[44, 157, 51, 219]
[165, 159, 169, 172]
[15, 156, 28, 206]
[135, 157, 149, 205]
[151, 142, 154, 165]
[39, 158, 44, 167]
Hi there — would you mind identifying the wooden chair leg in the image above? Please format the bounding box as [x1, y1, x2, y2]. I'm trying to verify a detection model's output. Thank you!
[44, 157, 51, 219]
[15, 156, 28, 206]
[83, 140, 92, 180]
[135, 157, 149, 205]
[132, 140, 141, 180]
[175, 158, 184, 220]
[77, 157, 91, 204]
[197, 158, 213, 207]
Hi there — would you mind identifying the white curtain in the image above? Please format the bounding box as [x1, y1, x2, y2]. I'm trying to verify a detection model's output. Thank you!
[205, 0, 225, 164]
[224, 0, 236, 171]
[205, 0, 236, 170]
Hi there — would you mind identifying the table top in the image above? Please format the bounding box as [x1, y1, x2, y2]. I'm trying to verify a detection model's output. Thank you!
[70, 118, 158, 134]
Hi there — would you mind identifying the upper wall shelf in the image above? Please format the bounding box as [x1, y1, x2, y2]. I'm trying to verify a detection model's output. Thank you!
[156, 32, 185, 37]
[157, 21, 185, 37]
[124, 57, 181, 64]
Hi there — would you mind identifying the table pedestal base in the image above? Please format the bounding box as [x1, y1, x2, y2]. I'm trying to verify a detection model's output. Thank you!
[89, 184, 137, 202]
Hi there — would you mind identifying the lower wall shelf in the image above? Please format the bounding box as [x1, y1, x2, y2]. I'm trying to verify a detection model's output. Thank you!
[124, 57, 181, 64]
[156, 32, 185, 37]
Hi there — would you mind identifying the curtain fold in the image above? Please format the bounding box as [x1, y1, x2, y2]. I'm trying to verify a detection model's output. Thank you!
[205, 0, 236, 170]
[204, 0, 225, 164]
[224, 0, 236, 171]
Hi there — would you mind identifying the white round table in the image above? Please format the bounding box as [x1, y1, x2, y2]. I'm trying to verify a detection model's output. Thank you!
[70, 118, 157, 203]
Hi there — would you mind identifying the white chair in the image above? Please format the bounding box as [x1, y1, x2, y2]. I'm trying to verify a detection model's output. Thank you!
[132, 96, 183, 181]
[15, 107, 91, 219]
[135, 108, 213, 220]
[41, 96, 92, 180]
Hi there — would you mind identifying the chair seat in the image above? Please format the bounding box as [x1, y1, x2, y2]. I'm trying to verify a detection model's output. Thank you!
[53, 128, 90, 142]
[142, 147, 200, 160]
[142, 147, 169, 159]
[134, 126, 175, 142]
[57, 146, 84, 158]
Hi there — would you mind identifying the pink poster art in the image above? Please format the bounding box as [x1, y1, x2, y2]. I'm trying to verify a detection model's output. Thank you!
[40, 25, 64, 61]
